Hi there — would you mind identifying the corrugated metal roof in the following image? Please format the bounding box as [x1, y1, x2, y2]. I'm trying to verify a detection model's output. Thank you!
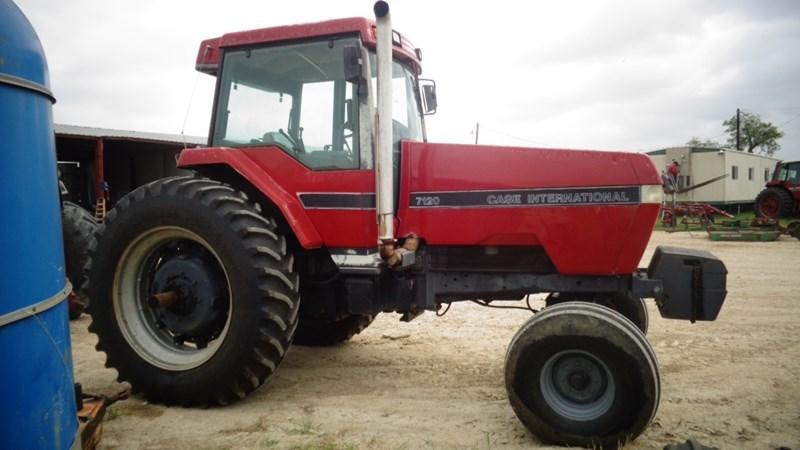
[54, 123, 206, 146]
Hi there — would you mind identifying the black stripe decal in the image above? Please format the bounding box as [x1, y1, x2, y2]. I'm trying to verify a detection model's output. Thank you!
[299, 193, 375, 209]
[410, 186, 640, 208]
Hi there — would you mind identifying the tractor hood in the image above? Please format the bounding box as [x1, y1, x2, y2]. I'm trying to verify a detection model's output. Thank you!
[396, 142, 663, 275]
[400, 142, 661, 192]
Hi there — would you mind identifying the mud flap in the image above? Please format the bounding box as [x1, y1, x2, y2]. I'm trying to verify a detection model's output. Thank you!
[647, 246, 727, 321]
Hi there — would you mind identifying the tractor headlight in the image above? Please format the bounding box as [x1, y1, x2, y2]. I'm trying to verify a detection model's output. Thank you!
[640, 185, 663, 204]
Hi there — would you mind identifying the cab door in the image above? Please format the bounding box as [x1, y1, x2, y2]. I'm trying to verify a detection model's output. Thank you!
[211, 38, 376, 248]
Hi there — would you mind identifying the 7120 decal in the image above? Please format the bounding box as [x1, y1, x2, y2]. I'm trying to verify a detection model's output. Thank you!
[414, 196, 441, 206]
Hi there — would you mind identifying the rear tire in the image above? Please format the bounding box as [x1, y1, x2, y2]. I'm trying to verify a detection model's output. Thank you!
[546, 292, 649, 334]
[85, 176, 299, 406]
[62, 201, 98, 319]
[294, 314, 375, 346]
[755, 187, 793, 218]
[505, 302, 660, 449]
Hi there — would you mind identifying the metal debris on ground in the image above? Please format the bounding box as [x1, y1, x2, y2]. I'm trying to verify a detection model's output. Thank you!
[663, 439, 720, 450]
[76, 383, 130, 450]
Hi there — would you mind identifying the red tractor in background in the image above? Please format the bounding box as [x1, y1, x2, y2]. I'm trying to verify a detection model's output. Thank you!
[755, 160, 800, 218]
[84, 3, 727, 448]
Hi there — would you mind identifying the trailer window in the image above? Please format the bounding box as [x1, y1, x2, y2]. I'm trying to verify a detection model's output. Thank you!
[748, 167, 753, 181]
[765, 168, 770, 182]
[731, 165, 738, 180]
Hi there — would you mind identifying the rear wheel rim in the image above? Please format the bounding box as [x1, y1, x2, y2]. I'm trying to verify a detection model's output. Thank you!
[113, 226, 233, 371]
[539, 350, 615, 421]
[759, 195, 779, 217]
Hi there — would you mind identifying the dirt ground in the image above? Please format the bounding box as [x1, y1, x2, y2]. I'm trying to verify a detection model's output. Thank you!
[69, 231, 800, 450]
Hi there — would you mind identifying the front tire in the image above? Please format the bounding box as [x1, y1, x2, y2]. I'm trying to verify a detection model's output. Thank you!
[86, 176, 299, 406]
[505, 302, 660, 449]
[787, 221, 800, 240]
[546, 292, 649, 334]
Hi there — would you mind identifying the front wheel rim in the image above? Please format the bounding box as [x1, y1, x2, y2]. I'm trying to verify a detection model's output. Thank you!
[112, 226, 233, 371]
[539, 350, 616, 421]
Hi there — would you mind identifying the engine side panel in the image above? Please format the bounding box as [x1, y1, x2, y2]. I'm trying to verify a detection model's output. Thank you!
[397, 142, 662, 275]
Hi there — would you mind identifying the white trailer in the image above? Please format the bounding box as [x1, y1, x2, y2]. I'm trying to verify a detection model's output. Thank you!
[647, 146, 779, 205]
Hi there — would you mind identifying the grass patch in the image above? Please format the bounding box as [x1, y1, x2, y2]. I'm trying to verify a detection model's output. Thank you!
[104, 406, 120, 421]
[286, 419, 320, 436]
[288, 439, 357, 450]
[260, 438, 279, 448]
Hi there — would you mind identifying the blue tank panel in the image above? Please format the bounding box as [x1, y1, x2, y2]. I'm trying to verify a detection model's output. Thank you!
[0, 84, 66, 315]
[0, 1, 78, 449]
[0, 301, 76, 450]
[0, 0, 50, 86]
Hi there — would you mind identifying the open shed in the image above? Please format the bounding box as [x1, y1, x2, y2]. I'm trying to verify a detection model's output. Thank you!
[55, 124, 205, 215]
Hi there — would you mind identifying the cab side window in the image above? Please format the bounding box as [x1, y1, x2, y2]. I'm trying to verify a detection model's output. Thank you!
[213, 38, 361, 170]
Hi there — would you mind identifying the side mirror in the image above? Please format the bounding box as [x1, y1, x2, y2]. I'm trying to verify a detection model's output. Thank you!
[343, 46, 362, 83]
[420, 78, 437, 115]
[343, 46, 367, 100]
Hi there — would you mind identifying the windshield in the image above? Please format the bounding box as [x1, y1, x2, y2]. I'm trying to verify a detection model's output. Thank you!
[779, 162, 800, 184]
[369, 54, 424, 145]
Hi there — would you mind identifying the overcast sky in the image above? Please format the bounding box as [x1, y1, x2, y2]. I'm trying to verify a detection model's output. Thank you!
[15, 0, 800, 161]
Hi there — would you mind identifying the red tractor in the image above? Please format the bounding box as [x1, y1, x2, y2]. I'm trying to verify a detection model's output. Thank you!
[85, 3, 727, 447]
[755, 160, 800, 218]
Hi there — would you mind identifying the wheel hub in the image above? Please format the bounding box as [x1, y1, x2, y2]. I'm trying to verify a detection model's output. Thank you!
[552, 355, 607, 404]
[149, 254, 227, 342]
[540, 350, 615, 421]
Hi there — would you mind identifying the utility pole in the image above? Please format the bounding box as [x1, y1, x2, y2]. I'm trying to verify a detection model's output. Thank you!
[474, 122, 480, 145]
[735, 108, 740, 152]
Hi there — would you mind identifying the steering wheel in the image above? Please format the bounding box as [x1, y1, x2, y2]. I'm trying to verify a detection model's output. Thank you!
[279, 128, 304, 154]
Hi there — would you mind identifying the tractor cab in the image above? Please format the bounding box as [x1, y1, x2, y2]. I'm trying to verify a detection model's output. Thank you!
[772, 160, 800, 185]
[197, 19, 433, 173]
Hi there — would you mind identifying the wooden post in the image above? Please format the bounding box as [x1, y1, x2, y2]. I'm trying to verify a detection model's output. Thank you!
[94, 138, 104, 201]
[735, 108, 740, 152]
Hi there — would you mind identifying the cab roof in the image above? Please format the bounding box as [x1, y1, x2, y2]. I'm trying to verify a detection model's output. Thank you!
[196, 17, 422, 76]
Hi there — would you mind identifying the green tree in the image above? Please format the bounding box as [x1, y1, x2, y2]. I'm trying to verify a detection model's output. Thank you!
[722, 111, 783, 156]
[686, 137, 722, 148]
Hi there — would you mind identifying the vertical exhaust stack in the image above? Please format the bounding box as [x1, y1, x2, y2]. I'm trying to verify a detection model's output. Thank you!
[374, 1, 418, 267]
[374, 1, 393, 248]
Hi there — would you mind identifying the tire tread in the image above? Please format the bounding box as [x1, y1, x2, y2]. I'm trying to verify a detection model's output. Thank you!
[84, 175, 299, 406]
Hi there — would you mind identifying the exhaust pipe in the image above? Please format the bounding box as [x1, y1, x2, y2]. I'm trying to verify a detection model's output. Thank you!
[374, 1, 402, 265]
[374, 1, 418, 268]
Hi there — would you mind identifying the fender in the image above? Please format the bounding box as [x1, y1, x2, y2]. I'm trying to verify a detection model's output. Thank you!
[178, 147, 324, 248]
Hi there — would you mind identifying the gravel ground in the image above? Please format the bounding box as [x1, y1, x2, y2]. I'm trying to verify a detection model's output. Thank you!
[70, 231, 800, 449]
